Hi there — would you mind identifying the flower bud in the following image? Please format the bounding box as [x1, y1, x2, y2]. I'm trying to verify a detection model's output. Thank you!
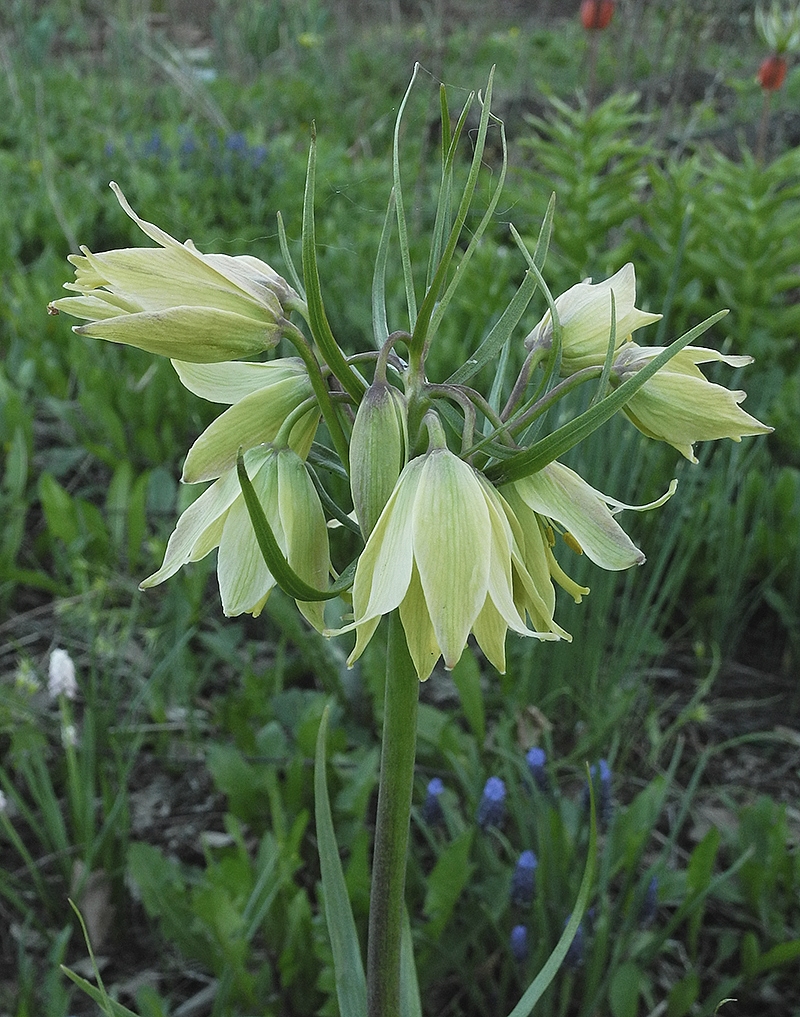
[758, 54, 788, 90]
[639, 875, 659, 928]
[421, 777, 445, 826]
[526, 746, 551, 795]
[581, 0, 614, 30]
[48, 649, 77, 700]
[349, 381, 407, 538]
[563, 917, 585, 970]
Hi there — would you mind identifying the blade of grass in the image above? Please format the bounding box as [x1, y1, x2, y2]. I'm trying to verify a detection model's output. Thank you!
[315, 706, 368, 1017]
[507, 766, 598, 1017]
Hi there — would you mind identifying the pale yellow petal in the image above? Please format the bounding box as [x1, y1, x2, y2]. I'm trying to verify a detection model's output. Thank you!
[139, 468, 241, 588]
[75, 306, 279, 362]
[398, 564, 442, 680]
[412, 451, 490, 669]
[172, 358, 307, 404]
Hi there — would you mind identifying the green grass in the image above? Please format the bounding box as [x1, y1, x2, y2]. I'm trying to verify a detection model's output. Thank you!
[1, 4, 799, 1016]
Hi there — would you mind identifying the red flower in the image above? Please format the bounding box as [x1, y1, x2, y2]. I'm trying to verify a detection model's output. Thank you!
[581, 0, 615, 31]
[758, 54, 788, 91]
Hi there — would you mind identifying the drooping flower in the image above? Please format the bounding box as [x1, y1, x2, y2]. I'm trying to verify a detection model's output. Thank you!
[510, 850, 538, 907]
[477, 776, 506, 830]
[503, 460, 675, 577]
[172, 357, 318, 482]
[331, 447, 563, 681]
[141, 445, 330, 628]
[525, 264, 661, 375]
[48, 649, 77, 700]
[612, 343, 773, 463]
[48, 182, 301, 362]
[755, 1, 800, 54]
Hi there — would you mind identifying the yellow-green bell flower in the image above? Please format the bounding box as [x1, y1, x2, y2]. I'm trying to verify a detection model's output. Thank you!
[330, 448, 563, 682]
[503, 459, 676, 614]
[504, 460, 677, 570]
[172, 358, 318, 483]
[613, 343, 773, 462]
[48, 182, 300, 362]
[525, 264, 661, 374]
[141, 445, 330, 628]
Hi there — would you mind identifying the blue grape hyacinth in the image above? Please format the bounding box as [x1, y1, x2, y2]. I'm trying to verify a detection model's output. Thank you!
[477, 776, 506, 830]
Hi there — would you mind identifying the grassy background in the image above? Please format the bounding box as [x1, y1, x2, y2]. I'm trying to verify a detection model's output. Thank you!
[1, 2, 799, 1015]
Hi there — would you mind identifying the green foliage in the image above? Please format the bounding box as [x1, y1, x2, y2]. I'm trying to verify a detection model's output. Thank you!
[1, 6, 798, 1017]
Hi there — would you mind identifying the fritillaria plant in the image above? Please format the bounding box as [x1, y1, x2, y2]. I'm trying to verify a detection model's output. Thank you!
[49, 68, 770, 1017]
[755, 1, 800, 159]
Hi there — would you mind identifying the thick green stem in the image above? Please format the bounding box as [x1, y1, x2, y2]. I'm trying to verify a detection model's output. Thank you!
[367, 612, 419, 1017]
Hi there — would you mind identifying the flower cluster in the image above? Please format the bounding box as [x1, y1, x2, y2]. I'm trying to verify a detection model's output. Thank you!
[418, 748, 662, 976]
[419, 747, 662, 979]
[49, 131, 769, 678]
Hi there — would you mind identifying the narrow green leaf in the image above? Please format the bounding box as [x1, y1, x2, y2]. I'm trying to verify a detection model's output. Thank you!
[590, 289, 617, 407]
[393, 64, 421, 328]
[486, 310, 729, 485]
[506, 765, 598, 1017]
[666, 972, 699, 1017]
[410, 68, 495, 357]
[439, 83, 451, 171]
[60, 970, 140, 1017]
[236, 452, 355, 601]
[446, 195, 555, 387]
[315, 706, 368, 1017]
[400, 907, 423, 1017]
[609, 961, 641, 1017]
[276, 211, 306, 298]
[62, 900, 140, 1017]
[423, 829, 475, 940]
[753, 937, 800, 975]
[302, 126, 365, 400]
[372, 189, 396, 349]
[451, 653, 485, 744]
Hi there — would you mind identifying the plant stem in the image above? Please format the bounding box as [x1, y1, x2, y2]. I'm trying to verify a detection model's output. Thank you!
[367, 611, 419, 1017]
